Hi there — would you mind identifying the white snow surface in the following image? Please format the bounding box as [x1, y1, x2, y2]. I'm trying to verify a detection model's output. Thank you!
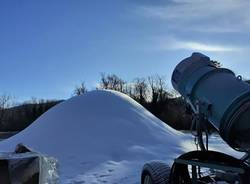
[0, 90, 241, 183]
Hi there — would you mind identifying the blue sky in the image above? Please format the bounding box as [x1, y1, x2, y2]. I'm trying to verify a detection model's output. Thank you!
[1, 0, 250, 102]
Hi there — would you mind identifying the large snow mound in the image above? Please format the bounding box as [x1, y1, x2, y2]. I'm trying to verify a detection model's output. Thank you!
[0, 90, 190, 183]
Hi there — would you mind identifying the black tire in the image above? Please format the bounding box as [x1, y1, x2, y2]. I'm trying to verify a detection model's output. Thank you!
[141, 161, 171, 184]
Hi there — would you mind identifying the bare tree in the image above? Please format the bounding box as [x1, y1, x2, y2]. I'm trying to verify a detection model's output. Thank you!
[156, 76, 172, 103]
[123, 83, 134, 97]
[148, 75, 171, 104]
[74, 82, 88, 96]
[133, 78, 148, 104]
[148, 76, 159, 104]
[0, 94, 11, 126]
[99, 73, 125, 92]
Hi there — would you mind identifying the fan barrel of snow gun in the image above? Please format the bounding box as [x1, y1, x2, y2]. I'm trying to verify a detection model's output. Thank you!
[171, 52, 250, 152]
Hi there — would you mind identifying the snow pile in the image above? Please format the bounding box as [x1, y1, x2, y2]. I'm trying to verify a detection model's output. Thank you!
[0, 90, 192, 183]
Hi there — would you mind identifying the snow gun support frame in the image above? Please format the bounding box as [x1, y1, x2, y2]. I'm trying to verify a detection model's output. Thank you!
[141, 53, 250, 184]
[169, 105, 250, 184]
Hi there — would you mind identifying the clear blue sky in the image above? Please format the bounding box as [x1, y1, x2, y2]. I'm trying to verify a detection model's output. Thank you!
[1, 0, 250, 102]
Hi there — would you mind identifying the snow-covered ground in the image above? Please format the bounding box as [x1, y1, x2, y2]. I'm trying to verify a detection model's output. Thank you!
[0, 90, 243, 183]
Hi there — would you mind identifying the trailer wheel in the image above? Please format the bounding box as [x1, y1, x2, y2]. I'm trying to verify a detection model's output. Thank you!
[141, 161, 171, 184]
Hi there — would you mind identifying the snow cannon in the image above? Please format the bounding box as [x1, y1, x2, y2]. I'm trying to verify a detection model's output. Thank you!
[141, 53, 250, 184]
[171, 52, 250, 152]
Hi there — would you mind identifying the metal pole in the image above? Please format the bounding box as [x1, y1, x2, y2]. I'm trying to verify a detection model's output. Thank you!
[192, 165, 197, 184]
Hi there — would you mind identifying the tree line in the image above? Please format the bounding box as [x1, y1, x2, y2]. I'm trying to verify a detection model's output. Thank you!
[0, 75, 249, 132]
[0, 97, 61, 131]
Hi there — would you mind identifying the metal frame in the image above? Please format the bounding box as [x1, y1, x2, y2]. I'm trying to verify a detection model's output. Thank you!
[169, 102, 250, 183]
[170, 150, 250, 184]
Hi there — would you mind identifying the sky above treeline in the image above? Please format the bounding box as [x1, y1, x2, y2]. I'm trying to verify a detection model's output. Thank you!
[1, 0, 250, 102]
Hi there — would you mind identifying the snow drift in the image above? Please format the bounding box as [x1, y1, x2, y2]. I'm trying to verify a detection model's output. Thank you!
[0, 90, 189, 183]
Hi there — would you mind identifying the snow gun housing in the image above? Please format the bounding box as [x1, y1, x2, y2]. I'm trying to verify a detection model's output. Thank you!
[141, 53, 250, 184]
[171, 53, 250, 153]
